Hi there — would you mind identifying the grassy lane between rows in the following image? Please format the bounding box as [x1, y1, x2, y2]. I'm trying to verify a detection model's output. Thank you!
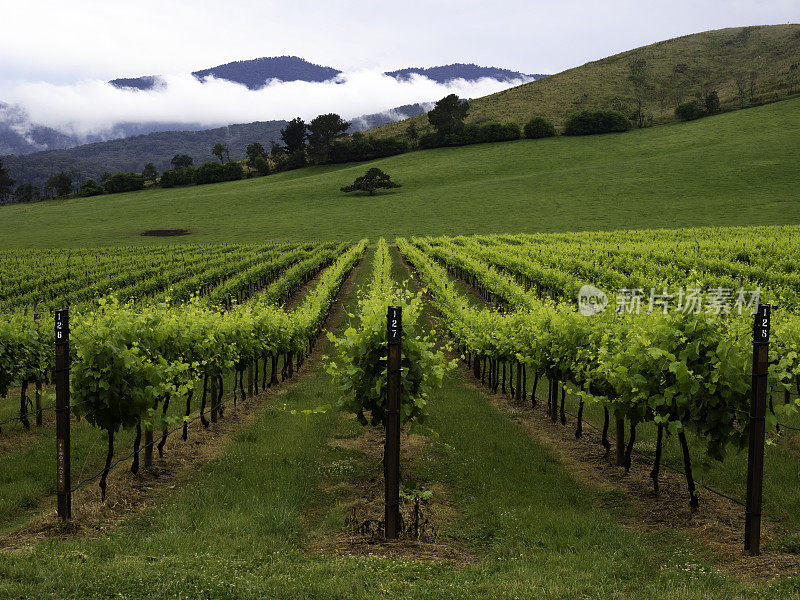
[0, 245, 797, 598]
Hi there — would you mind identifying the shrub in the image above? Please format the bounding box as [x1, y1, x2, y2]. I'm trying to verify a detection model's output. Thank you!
[329, 136, 407, 164]
[563, 110, 630, 135]
[193, 161, 244, 185]
[194, 162, 226, 185]
[159, 170, 176, 188]
[252, 156, 271, 176]
[283, 151, 307, 170]
[80, 179, 104, 197]
[705, 91, 720, 115]
[675, 101, 705, 121]
[453, 124, 483, 145]
[103, 172, 144, 194]
[44, 172, 73, 198]
[418, 132, 443, 149]
[14, 183, 40, 203]
[159, 167, 195, 188]
[503, 122, 522, 140]
[481, 122, 522, 143]
[418, 122, 521, 148]
[524, 117, 556, 139]
[222, 161, 244, 181]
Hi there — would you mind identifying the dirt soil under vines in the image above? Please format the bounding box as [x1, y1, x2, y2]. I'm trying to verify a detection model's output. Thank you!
[305, 416, 474, 564]
[0, 253, 365, 552]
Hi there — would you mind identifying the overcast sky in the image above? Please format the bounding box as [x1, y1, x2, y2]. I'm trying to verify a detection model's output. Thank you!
[0, 0, 796, 135]
[2, 0, 797, 82]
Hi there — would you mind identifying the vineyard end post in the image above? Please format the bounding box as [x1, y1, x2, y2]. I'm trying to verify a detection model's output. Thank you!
[385, 306, 402, 539]
[55, 309, 72, 521]
[34, 312, 42, 426]
[745, 304, 770, 555]
[615, 418, 626, 467]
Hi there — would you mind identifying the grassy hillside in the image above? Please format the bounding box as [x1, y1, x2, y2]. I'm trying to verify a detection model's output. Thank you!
[1, 97, 799, 248]
[371, 24, 800, 138]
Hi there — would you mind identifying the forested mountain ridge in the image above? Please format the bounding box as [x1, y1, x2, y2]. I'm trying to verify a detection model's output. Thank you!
[385, 63, 544, 83]
[0, 121, 287, 189]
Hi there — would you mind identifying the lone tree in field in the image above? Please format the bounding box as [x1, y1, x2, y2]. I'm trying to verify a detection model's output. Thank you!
[341, 168, 401, 196]
[171, 154, 193, 170]
[212, 143, 230, 164]
[307, 113, 349, 163]
[428, 94, 469, 135]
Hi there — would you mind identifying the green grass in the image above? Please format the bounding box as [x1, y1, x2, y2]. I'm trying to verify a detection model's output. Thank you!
[2, 97, 800, 249]
[371, 24, 800, 137]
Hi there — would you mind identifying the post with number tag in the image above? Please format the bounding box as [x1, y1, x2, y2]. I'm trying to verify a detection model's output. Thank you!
[745, 304, 770, 555]
[55, 309, 72, 521]
[385, 306, 402, 538]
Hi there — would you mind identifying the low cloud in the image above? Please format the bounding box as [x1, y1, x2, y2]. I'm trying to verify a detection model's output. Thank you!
[0, 71, 531, 140]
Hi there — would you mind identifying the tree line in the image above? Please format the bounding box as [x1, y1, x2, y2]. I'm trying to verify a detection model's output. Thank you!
[3, 63, 785, 205]
[0, 96, 623, 205]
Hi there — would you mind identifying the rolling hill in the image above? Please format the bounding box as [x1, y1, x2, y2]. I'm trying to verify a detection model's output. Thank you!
[370, 24, 800, 138]
[0, 96, 798, 248]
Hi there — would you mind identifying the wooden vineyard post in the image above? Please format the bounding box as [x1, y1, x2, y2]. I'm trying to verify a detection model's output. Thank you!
[247, 362, 254, 398]
[34, 312, 43, 426]
[210, 377, 218, 423]
[745, 304, 770, 555]
[615, 418, 626, 467]
[35, 381, 43, 427]
[144, 425, 153, 468]
[385, 306, 402, 539]
[54, 309, 71, 521]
